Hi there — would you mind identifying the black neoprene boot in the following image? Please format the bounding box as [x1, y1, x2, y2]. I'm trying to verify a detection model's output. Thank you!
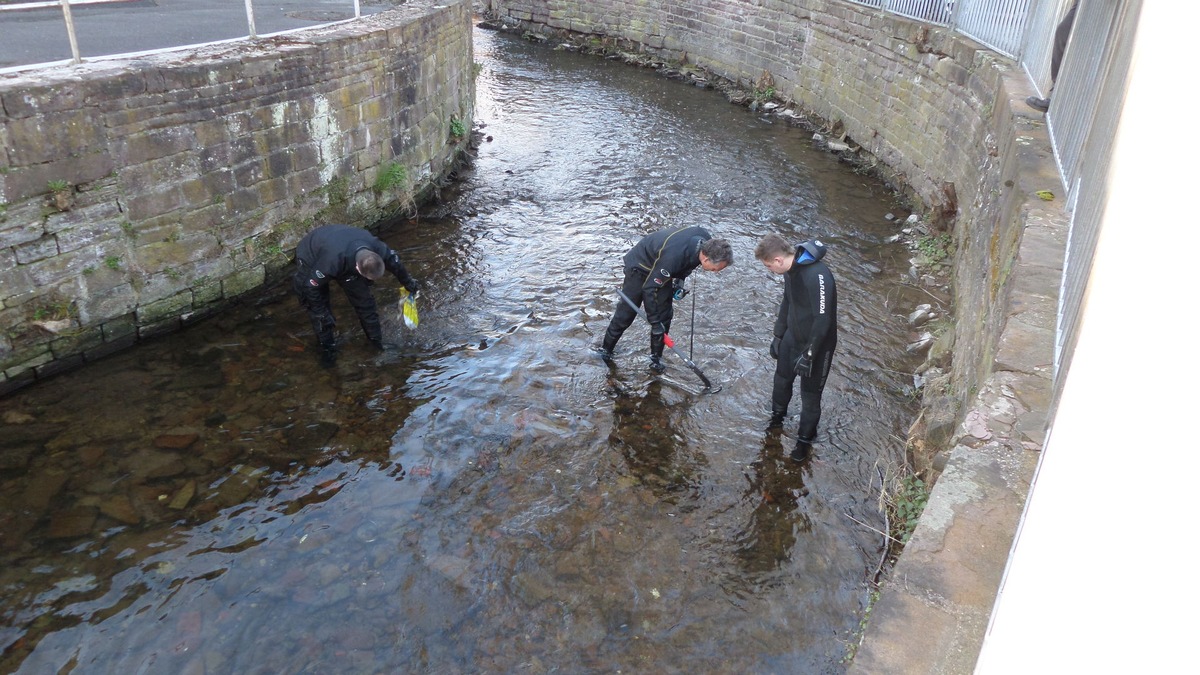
[768, 405, 787, 429]
[649, 331, 666, 373]
[790, 439, 812, 463]
[796, 390, 823, 445]
[361, 316, 385, 350]
[595, 333, 617, 362]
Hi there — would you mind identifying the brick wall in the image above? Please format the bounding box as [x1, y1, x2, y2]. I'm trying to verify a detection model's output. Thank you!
[489, 0, 1031, 432]
[0, 0, 474, 395]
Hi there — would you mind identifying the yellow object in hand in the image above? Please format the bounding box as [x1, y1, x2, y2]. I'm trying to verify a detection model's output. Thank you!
[399, 289, 419, 329]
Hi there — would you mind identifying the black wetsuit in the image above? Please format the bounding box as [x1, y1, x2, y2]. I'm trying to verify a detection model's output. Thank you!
[602, 225, 712, 357]
[772, 240, 838, 443]
[291, 224, 416, 349]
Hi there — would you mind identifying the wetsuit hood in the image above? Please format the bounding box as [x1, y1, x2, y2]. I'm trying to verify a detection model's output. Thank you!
[796, 239, 828, 264]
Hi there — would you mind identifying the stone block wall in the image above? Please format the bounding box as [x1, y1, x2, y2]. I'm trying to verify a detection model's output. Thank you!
[0, 0, 474, 396]
[488, 0, 1034, 438]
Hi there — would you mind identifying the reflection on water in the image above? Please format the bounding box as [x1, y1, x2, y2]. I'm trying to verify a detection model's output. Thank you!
[0, 25, 945, 673]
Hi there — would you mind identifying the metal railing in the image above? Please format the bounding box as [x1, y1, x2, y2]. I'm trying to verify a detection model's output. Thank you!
[846, 0, 1130, 386]
[1039, 0, 1140, 382]
[847, 0, 1031, 57]
[0, 0, 376, 72]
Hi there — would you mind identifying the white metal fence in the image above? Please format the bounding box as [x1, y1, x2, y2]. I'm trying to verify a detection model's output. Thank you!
[1038, 0, 1140, 386]
[24, 0, 357, 63]
[848, 0, 1031, 57]
[0, 0, 375, 72]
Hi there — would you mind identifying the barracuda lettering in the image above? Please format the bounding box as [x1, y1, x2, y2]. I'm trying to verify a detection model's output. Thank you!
[818, 274, 826, 313]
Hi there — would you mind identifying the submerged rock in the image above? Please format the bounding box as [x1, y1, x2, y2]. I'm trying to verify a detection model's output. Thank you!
[100, 494, 142, 525]
[45, 506, 98, 539]
[168, 480, 196, 510]
[154, 432, 199, 450]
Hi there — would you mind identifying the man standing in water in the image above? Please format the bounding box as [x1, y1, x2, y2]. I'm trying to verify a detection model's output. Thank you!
[597, 225, 733, 372]
[755, 233, 838, 463]
[292, 224, 419, 364]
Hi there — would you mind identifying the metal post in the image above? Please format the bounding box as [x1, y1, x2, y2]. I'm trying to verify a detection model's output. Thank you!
[354, 0, 361, 19]
[244, 0, 257, 38]
[59, 0, 81, 64]
[689, 284, 696, 360]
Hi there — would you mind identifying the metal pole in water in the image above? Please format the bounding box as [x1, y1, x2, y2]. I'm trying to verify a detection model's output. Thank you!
[616, 289, 718, 393]
[689, 284, 696, 360]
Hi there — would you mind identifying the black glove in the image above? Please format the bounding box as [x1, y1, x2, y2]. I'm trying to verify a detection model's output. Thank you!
[770, 336, 781, 360]
[793, 349, 813, 377]
[403, 278, 420, 295]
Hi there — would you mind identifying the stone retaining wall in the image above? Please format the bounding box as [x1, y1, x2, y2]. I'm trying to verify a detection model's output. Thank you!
[487, 0, 1044, 463]
[0, 0, 474, 395]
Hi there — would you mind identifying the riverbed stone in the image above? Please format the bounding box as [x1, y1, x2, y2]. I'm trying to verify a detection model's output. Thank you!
[154, 432, 199, 450]
[512, 571, 556, 606]
[0, 423, 59, 469]
[45, 506, 98, 539]
[127, 449, 188, 480]
[168, 480, 197, 509]
[100, 494, 142, 525]
[283, 421, 340, 452]
[1, 410, 36, 425]
[22, 469, 69, 511]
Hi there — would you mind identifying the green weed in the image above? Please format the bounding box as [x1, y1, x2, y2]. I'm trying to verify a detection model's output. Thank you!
[105, 256, 121, 270]
[842, 589, 881, 664]
[915, 233, 953, 264]
[325, 175, 350, 205]
[889, 474, 929, 544]
[31, 299, 74, 321]
[374, 162, 408, 192]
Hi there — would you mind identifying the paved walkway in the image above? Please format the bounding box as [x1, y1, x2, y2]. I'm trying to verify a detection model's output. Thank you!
[0, 0, 394, 70]
[850, 67, 1066, 673]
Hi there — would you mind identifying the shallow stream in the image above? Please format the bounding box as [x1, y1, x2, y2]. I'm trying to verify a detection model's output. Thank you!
[0, 26, 941, 673]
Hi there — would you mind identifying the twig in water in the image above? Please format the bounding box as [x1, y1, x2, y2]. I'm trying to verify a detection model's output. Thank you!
[874, 466, 891, 584]
[900, 281, 947, 305]
[842, 511, 902, 547]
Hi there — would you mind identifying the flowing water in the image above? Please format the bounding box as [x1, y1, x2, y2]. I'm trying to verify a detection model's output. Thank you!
[0, 26, 944, 674]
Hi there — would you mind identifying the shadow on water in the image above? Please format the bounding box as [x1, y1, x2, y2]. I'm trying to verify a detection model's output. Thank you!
[0, 25, 947, 673]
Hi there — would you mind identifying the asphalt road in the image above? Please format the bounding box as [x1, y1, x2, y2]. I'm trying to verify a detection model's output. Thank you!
[0, 0, 399, 71]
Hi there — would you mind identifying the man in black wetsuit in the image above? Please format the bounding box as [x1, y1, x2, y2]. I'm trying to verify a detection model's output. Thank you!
[598, 225, 733, 372]
[756, 233, 838, 463]
[292, 224, 419, 362]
